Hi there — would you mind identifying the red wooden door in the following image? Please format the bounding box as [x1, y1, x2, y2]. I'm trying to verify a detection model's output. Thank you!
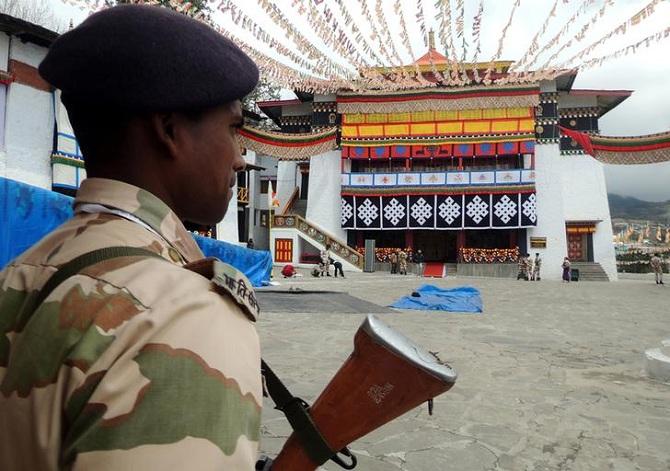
[275, 238, 293, 263]
[567, 233, 585, 261]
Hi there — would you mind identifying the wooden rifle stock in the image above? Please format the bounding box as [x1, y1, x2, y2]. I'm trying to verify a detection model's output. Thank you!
[271, 315, 457, 470]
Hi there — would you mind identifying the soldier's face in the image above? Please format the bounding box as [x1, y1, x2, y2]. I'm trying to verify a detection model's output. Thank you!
[177, 101, 246, 224]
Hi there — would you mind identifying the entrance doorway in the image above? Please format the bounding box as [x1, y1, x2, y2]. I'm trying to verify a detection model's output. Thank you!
[275, 238, 293, 263]
[414, 231, 458, 262]
[567, 233, 587, 261]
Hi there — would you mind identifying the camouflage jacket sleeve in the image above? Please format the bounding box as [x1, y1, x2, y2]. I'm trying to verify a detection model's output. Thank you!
[1, 257, 261, 470]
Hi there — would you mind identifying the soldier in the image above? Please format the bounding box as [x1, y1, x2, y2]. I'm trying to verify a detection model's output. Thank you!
[650, 253, 664, 285]
[0, 5, 261, 470]
[320, 244, 332, 277]
[532, 253, 542, 281]
[517, 253, 529, 280]
[398, 249, 408, 275]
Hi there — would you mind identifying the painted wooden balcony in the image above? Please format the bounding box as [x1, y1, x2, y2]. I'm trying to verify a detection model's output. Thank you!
[341, 169, 535, 188]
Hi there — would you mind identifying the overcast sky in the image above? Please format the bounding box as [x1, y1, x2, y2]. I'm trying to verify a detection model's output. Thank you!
[51, 0, 670, 201]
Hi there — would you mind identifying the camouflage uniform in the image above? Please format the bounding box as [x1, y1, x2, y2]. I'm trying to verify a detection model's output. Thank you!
[398, 251, 408, 275]
[0, 178, 261, 470]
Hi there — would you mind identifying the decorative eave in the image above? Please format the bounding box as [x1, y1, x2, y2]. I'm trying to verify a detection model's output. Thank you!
[566, 89, 633, 117]
[237, 125, 338, 160]
[559, 126, 670, 164]
[0, 13, 58, 48]
[337, 84, 540, 114]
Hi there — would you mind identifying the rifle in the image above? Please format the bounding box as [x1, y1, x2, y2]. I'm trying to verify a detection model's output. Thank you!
[258, 314, 457, 470]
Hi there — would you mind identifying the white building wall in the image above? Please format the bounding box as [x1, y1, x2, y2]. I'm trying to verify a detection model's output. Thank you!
[560, 154, 618, 280]
[2, 40, 53, 188]
[215, 180, 239, 244]
[0, 35, 9, 70]
[305, 150, 345, 240]
[275, 160, 297, 210]
[528, 144, 569, 281]
[10, 40, 47, 67]
[3, 83, 53, 188]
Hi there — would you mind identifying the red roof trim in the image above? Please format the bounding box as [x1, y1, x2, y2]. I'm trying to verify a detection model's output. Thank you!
[338, 88, 538, 104]
[256, 99, 302, 108]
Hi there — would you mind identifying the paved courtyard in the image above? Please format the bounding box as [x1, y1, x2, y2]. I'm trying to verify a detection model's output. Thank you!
[256, 270, 669, 470]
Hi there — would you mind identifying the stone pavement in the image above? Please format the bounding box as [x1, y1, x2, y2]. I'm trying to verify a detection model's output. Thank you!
[256, 271, 670, 470]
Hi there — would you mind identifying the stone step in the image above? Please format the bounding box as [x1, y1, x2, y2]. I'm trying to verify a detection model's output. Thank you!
[570, 262, 609, 282]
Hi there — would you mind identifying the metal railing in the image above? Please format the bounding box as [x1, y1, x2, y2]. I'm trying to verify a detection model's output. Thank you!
[273, 214, 364, 269]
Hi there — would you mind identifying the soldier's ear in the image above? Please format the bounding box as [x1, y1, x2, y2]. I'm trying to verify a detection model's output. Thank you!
[150, 112, 181, 162]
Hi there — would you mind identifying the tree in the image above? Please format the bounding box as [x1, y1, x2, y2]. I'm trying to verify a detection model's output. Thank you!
[0, 0, 64, 32]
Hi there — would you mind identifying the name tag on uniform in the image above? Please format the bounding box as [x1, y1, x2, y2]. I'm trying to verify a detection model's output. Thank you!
[184, 257, 259, 321]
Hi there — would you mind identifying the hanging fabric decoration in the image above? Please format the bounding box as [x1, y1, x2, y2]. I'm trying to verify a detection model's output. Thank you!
[559, 127, 670, 165]
[238, 126, 338, 161]
[556, 0, 663, 70]
[510, 0, 563, 72]
[575, 26, 670, 72]
[538, 0, 615, 71]
[470, 0, 484, 83]
[434, 0, 462, 85]
[329, 0, 388, 66]
[523, 0, 597, 72]
[483, 0, 521, 85]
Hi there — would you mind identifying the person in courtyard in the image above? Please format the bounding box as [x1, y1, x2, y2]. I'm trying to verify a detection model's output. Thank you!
[533, 253, 542, 281]
[562, 257, 572, 282]
[527, 253, 535, 281]
[247, 237, 254, 249]
[414, 249, 425, 276]
[320, 244, 331, 277]
[281, 263, 296, 278]
[389, 251, 398, 274]
[398, 249, 408, 275]
[331, 257, 345, 278]
[650, 253, 664, 285]
[0, 5, 262, 469]
[517, 253, 528, 280]
[311, 264, 321, 277]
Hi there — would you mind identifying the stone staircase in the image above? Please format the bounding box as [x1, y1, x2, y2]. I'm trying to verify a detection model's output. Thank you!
[273, 214, 364, 271]
[570, 262, 610, 282]
[444, 263, 458, 276]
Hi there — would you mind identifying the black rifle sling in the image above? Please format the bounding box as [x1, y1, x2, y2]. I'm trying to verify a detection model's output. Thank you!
[32, 246, 345, 467]
[31, 246, 164, 311]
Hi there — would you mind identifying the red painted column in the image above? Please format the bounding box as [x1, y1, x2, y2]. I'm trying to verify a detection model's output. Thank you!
[510, 230, 518, 249]
[405, 230, 414, 250]
[356, 231, 364, 248]
[457, 231, 466, 262]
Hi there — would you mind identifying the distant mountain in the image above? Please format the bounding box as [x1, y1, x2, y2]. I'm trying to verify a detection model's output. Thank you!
[608, 194, 670, 224]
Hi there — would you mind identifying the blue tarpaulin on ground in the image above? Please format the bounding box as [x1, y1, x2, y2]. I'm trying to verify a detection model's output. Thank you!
[193, 234, 272, 287]
[390, 284, 483, 313]
[0, 177, 271, 286]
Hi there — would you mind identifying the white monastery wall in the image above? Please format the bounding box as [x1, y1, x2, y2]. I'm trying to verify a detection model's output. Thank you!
[215, 180, 239, 244]
[528, 144, 568, 281]
[2, 40, 52, 188]
[282, 103, 312, 117]
[0, 35, 9, 69]
[557, 94, 598, 109]
[3, 83, 52, 188]
[314, 94, 336, 102]
[275, 160, 297, 210]
[10, 40, 47, 67]
[560, 154, 618, 280]
[306, 150, 346, 240]
[269, 228, 299, 263]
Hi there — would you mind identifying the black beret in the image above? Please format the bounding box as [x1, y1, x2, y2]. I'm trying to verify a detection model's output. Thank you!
[39, 5, 259, 111]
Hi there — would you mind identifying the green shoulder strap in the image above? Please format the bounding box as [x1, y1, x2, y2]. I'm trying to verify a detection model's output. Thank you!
[32, 246, 164, 310]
